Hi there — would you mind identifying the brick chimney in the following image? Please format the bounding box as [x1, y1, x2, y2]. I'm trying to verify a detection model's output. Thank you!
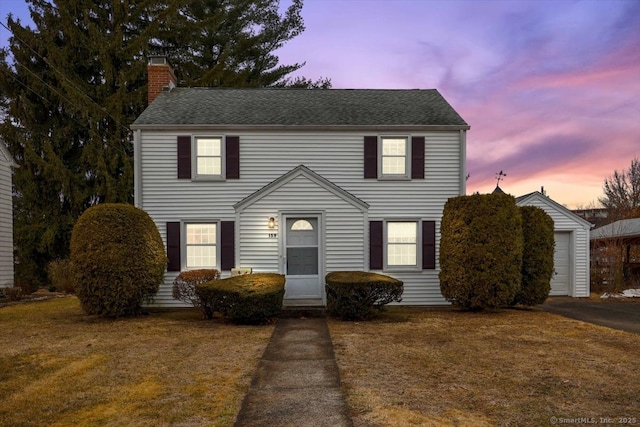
[147, 55, 177, 105]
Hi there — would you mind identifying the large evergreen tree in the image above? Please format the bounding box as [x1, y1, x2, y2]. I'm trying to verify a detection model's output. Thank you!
[0, 0, 324, 285]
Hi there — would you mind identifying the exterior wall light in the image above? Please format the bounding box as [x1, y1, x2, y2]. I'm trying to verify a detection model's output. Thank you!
[268, 217, 276, 229]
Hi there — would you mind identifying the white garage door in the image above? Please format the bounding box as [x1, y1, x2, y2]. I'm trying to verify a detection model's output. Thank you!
[550, 232, 571, 295]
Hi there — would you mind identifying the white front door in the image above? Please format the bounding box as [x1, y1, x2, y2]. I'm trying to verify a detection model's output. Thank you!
[284, 215, 322, 300]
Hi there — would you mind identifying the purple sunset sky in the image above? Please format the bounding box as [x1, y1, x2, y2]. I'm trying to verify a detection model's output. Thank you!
[2, 0, 639, 208]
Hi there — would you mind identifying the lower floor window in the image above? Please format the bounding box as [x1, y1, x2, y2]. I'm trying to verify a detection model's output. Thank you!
[386, 221, 417, 267]
[186, 223, 217, 268]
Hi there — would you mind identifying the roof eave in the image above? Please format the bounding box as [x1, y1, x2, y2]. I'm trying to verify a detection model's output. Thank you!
[516, 191, 593, 228]
[0, 142, 17, 167]
[130, 123, 470, 132]
[234, 164, 369, 212]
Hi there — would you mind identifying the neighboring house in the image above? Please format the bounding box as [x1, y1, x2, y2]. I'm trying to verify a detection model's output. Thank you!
[0, 140, 16, 287]
[516, 191, 591, 297]
[591, 218, 640, 287]
[573, 207, 609, 228]
[591, 218, 640, 243]
[131, 57, 469, 307]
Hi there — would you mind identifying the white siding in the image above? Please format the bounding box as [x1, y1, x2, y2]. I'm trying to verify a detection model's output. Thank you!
[517, 194, 590, 297]
[0, 160, 13, 287]
[140, 130, 463, 306]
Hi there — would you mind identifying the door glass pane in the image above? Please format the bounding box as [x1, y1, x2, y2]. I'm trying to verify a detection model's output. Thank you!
[287, 247, 318, 275]
[286, 218, 318, 246]
[291, 219, 314, 230]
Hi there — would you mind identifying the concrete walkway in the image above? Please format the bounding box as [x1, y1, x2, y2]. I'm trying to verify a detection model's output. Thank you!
[234, 317, 353, 427]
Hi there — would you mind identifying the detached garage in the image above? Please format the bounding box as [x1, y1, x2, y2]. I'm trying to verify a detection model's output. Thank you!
[516, 191, 591, 297]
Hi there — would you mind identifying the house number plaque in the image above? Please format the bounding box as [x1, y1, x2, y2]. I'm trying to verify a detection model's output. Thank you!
[268, 233, 278, 238]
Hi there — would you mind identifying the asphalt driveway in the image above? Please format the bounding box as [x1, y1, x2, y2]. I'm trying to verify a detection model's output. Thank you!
[541, 297, 640, 334]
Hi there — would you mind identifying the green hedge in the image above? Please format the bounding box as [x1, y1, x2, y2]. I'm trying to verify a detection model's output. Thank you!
[195, 273, 285, 324]
[70, 203, 166, 317]
[325, 271, 403, 320]
[513, 206, 555, 306]
[439, 194, 523, 310]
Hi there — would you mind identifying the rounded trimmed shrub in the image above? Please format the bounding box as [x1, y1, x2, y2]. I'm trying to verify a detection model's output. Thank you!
[439, 194, 523, 310]
[70, 203, 166, 317]
[513, 206, 555, 306]
[325, 271, 403, 320]
[195, 273, 285, 324]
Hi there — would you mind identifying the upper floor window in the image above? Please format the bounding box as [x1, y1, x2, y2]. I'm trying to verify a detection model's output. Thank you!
[364, 135, 424, 180]
[380, 137, 410, 179]
[177, 135, 239, 180]
[195, 137, 223, 178]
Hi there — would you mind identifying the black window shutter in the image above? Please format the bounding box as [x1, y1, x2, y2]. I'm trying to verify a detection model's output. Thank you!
[422, 220, 436, 269]
[364, 136, 378, 179]
[411, 136, 425, 179]
[226, 136, 240, 179]
[369, 221, 383, 270]
[177, 136, 191, 179]
[166, 222, 181, 272]
[221, 221, 235, 271]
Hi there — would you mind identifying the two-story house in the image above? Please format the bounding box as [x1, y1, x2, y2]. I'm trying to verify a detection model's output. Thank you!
[131, 57, 469, 307]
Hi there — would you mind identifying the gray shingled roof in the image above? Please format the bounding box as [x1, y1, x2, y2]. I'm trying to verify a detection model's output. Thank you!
[591, 218, 640, 241]
[132, 88, 468, 128]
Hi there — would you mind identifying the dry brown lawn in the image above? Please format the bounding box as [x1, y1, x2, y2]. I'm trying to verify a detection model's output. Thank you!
[4, 296, 639, 427]
[0, 297, 273, 427]
[329, 307, 640, 427]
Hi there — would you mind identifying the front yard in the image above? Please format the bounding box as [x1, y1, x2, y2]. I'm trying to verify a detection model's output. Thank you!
[328, 307, 640, 426]
[0, 297, 273, 426]
[2, 298, 639, 426]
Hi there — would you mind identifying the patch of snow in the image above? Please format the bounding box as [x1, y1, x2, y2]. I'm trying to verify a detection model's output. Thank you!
[601, 289, 640, 299]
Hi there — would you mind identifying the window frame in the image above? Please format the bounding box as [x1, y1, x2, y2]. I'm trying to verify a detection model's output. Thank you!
[383, 219, 421, 271]
[379, 136, 411, 180]
[193, 135, 226, 180]
[182, 221, 220, 270]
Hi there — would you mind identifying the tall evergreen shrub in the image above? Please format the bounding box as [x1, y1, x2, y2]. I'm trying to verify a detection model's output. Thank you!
[70, 203, 166, 317]
[439, 194, 523, 310]
[513, 206, 555, 306]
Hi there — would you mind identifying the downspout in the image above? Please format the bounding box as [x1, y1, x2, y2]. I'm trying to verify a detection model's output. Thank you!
[586, 225, 591, 297]
[459, 129, 467, 196]
[133, 129, 142, 208]
[235, 208, 241, 275]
